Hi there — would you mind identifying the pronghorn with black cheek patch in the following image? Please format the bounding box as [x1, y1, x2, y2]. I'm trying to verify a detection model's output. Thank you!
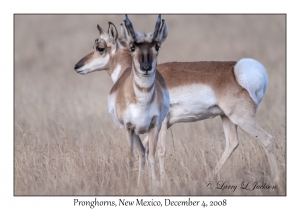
[108, 15, 169, 185]
[120, 22, 279, 183]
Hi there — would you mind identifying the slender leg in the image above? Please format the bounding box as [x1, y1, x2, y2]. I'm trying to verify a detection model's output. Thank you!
[157, 118, 168, 184]
[239, 117, 278, 181]
[148, 124, 162, 185]
[229, 114, 279, 182]
[125, 128, 134, 185]
[142, 135, 149, 165]
[141, 135, 152, 184]
[218, 89, 279, 182]
[213, 115, 239, 174]
[133, 134, 146, 186]
[142, 135, 149, 153]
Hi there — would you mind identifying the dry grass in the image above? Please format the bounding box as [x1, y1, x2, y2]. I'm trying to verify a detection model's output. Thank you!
[14, 14, 286, 195]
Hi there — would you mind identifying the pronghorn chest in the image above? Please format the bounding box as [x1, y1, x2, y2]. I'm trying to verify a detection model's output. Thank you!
[108, 91, 168, 135]
[108, 72, 170, 134]
[167, 84, 224, 125]
[123, 102, 160, 134]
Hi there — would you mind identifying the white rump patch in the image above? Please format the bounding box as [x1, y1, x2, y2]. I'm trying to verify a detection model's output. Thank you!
[234, 58, 268, 107]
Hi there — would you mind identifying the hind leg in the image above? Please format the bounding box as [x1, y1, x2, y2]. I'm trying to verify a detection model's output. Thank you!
[213, 115, 239, 174]
[228, 112, 279, 182]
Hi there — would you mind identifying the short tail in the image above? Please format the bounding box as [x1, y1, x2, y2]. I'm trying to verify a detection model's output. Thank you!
[234, 58, 268, 107]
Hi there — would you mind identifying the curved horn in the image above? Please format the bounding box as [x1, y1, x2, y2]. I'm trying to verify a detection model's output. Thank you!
[153, 14, 161, 39]
[125, 14, 137, 41]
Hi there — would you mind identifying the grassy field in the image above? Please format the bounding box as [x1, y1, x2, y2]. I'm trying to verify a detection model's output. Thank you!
[14, 14, 286, 195]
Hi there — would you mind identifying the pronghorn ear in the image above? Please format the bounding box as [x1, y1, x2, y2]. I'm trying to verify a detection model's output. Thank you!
[97, 24, 106, 35]
[120, 21, 129, 40]
[108, 22, 118, 43]
[155, 19, 168, 43]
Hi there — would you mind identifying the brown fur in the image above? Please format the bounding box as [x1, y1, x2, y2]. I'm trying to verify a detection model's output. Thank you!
[156, 61, 257, 115]
[157, 61, 237, 89]
[107, 48, 132, 78]
[135, 42, 155, 67]
[74, 52, 95, 69]
[110, 67, 167, 118]
[157, 62, 245, 98]
[134, 80, 154, 92]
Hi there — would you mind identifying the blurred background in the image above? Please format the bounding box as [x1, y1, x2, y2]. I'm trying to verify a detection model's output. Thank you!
[14, 15, 285, 195]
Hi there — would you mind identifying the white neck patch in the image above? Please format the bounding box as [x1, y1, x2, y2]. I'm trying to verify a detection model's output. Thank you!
[111, 64, 122, 83]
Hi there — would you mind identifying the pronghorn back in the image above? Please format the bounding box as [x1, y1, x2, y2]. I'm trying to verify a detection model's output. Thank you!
[157, 59, 267, 108]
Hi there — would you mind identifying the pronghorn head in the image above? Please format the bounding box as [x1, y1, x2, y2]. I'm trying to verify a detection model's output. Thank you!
[74, 22, 119, 75]
[122, 14, 168, 77]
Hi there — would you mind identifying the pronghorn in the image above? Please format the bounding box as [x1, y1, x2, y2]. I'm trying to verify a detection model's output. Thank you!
[74, 17, 279, 182]
[108, 15, 169, 185]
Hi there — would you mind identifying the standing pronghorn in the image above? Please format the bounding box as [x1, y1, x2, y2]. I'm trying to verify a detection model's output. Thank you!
[107, 15, 169, 185]
[74, 17, 279, 182]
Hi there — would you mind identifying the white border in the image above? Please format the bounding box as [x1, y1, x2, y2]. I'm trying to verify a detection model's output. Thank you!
[2, 0, 297, 209]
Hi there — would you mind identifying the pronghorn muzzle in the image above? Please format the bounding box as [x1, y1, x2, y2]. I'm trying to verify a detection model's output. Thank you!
[141, 64, 151, 71]
[74, 51, 94, 75]
[74, 62, 83, 70]
[74, 58, 86, 74]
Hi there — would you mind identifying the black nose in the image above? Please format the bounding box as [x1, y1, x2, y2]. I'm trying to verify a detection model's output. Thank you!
[141, 65, 151, 71]
[74, 63, 82, 70]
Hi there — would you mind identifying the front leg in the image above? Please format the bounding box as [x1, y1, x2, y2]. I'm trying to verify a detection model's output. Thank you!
[148, 121, 162, 185]
[133, 134, 146, 186]
[157, 118, 168, 184]
[125, 128, 134, 184]
[144, 118, 168, 185]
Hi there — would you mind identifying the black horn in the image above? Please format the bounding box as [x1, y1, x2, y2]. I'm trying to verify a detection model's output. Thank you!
[153, 14, 161, 39]
[125, 14, 137, 41]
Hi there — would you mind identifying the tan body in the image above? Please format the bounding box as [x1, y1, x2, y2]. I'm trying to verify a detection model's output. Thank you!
[75, 21, 279, 184]
[157, 61, 247, 126]
[152, 60, 278, 181]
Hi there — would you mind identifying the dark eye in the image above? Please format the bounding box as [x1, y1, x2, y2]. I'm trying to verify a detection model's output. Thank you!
[97, 47, 105, 52]
[130, 45, 135, 52]
[155, 44, 160, 51]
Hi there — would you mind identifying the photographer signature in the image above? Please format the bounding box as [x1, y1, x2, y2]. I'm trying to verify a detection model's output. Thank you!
[206, 181, 277, 192]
